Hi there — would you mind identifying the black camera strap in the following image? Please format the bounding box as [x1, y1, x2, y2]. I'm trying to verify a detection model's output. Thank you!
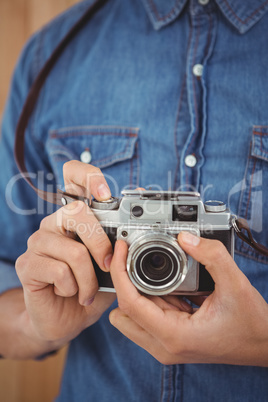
[13, 0, 268, 258]
[232, 217, 268, 257]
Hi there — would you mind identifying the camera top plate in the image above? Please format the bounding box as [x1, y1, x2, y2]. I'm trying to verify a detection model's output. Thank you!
[121, 190, 201, 201]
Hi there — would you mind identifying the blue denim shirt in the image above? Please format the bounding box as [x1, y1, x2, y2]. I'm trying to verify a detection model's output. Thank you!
[1, 0, 268, 400]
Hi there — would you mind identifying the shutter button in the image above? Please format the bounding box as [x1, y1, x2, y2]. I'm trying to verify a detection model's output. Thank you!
[185, 154, 197, 168]
[80, 149, 92, 164]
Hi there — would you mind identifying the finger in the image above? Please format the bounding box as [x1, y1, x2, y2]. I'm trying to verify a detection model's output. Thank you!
[27, 231, 98, 305]
[146, 295, 193, 313]
[161, 296, 194, 313]
[110, 240, 163, 331]
[16, 252, 78, 298]
[110, 240, 190, 341]
[109, 308, 176, 365]
[40, 202, 113, 272]
[178, 232, 246, 289]
[63, 160, 111, 201]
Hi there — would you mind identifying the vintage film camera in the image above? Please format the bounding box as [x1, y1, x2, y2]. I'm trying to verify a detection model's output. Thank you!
[83, 190, 234, 296]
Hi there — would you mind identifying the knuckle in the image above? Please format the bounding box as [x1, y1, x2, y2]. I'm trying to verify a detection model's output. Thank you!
[15, 253, 28, 273]
[81, 166, 102, 188]
[15, 252, 32, 281]
[73, 200, 87, 211]
[67, 200, 87, 215]
[53, 260, 79, 298]
[210, 240, 227, 262]
[55, 262, 70, 285]
[117, 298, 132, 316]
[26, 231, 42, 250]
[63, 160, 75, 177]
[70, 242, 89, 263]
[39, 215, 51, 230]
[91, 166, 101, 176]
[62, 281, 78, 298]
[63, 202, 89, 228]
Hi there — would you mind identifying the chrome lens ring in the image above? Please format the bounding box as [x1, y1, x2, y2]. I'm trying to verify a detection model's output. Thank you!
[127, 233, 188, 296]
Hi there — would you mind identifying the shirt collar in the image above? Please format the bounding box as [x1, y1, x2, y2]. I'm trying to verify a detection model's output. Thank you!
[141, 0, 268, 34]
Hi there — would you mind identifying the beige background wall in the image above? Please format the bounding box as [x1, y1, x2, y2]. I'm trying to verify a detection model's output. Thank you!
[0, 1, 80, 401]
[0, 0, 80, 114]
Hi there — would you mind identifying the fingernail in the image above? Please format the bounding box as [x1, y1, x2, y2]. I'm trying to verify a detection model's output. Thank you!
[82, 297, 95, 306]
[181, 232, 200, 246]
[97, 184, 111, 200]
[104, 253, 113, 271]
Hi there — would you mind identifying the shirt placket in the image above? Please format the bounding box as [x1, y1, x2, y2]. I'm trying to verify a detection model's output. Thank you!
[179, 0, 217, 193]
[163, 2, 218, 401]
[161, 365, 176, 402]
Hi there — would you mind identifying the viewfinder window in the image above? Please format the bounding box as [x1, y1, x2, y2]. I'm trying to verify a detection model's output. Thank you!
[172, 205, 198, 222]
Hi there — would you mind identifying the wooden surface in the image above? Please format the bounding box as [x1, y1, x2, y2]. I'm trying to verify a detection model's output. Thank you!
[0, 348, 68, 402]
[0, 1, 80, 401]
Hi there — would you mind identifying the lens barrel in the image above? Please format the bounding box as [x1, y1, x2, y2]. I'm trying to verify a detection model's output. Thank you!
[127, 233, 187, 296]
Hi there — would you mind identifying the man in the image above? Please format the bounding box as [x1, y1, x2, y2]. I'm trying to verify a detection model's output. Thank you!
[0, 0, 268, 401]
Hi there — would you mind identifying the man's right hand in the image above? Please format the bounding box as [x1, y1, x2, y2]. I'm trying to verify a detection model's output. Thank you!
[15, 161, 116, 351]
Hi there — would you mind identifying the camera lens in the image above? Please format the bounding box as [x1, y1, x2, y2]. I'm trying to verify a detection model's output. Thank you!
[127, 233, 188, 296]
[149, 253, 166, 270]
[137, 248, 175, 286]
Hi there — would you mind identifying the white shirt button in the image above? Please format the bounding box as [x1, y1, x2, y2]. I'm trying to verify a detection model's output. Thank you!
[185, 154, 197, 168]
[193, 64, 204, 77]
[80, 150, 92, 164]
[198, 0, 209, 5]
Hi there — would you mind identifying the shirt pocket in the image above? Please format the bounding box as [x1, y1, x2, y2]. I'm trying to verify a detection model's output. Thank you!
[235, 126, 268, 264]
[46, 126, 140, 196]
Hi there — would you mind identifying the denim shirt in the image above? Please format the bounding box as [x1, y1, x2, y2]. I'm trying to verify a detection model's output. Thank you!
[1, 0, 268, 400]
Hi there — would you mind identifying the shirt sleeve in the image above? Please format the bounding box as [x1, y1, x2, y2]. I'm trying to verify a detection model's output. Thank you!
[0, 3, 96, 296]
[0, 32, 55, 295]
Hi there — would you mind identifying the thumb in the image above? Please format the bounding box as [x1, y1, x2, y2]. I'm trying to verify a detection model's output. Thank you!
[177, 232, 243, 289]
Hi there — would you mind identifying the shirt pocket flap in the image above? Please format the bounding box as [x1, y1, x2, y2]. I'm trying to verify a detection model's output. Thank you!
[252, 126, 268, 162]
[48, 126, 139, 168]
[47, 126, 139, 186]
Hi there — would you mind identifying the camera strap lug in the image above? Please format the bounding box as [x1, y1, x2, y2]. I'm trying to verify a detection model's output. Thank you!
[232, 216, 268, 257]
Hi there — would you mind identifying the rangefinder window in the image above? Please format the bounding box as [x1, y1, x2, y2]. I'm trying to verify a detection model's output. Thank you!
[172, 205, 198, 222]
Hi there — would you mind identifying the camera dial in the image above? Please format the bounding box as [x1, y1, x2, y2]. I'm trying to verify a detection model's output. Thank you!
[204, 200, 226, 212]
[91, 197, 119, 210]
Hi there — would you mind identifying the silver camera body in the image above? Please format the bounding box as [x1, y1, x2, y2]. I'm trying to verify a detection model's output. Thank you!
[90, 190, 234, 296]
